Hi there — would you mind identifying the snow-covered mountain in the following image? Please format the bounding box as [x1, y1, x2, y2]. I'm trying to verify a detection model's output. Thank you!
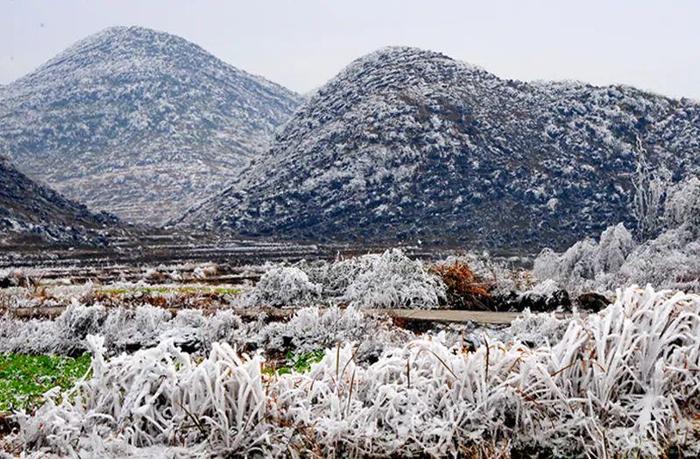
[177, 47, 700, 251]
[0, 156, 117, 245]
[0, 26, 302, 224]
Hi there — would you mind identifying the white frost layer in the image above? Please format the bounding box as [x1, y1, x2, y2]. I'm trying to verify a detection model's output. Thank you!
[17, 286, 700, 457]
[0, 303, 409, 358]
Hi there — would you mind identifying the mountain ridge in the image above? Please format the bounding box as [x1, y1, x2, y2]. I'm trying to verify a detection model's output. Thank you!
[0, 26, 303, 224]
[0, 155, 118, 246]
[177, 46, 700, 251]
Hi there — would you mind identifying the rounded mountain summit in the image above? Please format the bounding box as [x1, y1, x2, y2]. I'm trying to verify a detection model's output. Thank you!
[177, 46, 700, 251]
[0, 26, 302, 224]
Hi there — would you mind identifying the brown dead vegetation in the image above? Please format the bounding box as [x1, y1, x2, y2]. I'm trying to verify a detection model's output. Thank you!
[80, 290, 236, 310]
[431, 261, 494, 310]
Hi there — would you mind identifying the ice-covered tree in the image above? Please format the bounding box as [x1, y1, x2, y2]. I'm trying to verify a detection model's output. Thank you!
[630, 136, 671, 239]
[663, 176, 700, 235]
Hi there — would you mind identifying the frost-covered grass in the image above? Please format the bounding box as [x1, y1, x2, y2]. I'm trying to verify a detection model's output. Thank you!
[0, 353, 90, 413]
[0, 304, 254, 356]
[9, 286, 700, 458]
[3, 246, 700, 456]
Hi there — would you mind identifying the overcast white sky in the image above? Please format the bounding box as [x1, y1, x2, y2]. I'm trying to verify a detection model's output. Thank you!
[1, 0, 699, 99]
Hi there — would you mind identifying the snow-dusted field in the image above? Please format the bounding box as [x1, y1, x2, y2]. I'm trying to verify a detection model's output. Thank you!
[0, 237, 698, 457]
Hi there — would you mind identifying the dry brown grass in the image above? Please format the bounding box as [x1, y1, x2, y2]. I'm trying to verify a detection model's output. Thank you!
[431, 261, 494, 310]
[84, 290, 233, 310]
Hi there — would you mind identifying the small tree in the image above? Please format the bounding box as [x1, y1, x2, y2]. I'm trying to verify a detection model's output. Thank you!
[663, 177, 700, 236]
[630, 136, 671, 239]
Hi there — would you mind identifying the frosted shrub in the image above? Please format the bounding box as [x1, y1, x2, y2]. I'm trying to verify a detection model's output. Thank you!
[255, 306, 412, 357]
[664, 177, 700, 234]
[536, 176, 700, 294]
[341, 249, 446, 309]
[191, 262, 219, 279]
[155, 309, 250, 354]
[593, 221, 636, 272]
[244, 266, 322, 307]
[434, 253, 534, 295]
[244, 249, 447, 309]
[0, 305, 252, 356]
[534, 239, 596, 291]
[0, 303, 108, 355]
[301, 256, 374, 298]
[616, 226, 700, 292]
[20, 336, 281, 457]
[533, 223, 635, 294]
[0, 315, 60, 354]
[631, 138, 672, 239]
[53, 302, 108, 354]
[521, 278, 560, 297]
[536, 222, 699, 294]
[200, 309, 248, 352]
[257, 306, 364, 352]
[100, 305, 172, 352]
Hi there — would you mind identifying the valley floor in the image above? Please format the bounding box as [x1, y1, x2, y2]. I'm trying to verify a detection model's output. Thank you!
[0, 240, 698, 458]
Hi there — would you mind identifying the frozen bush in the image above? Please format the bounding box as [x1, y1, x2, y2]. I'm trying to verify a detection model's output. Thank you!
[616, 226, 700, 292]
[100, 305, 173, 352]
[0, 305, 252, 356]
[0, 315, 60, 354]
[535, 222, 699, 294]
[534, 223, 635, 293]
[245, 249, 447, 309]
[434, 253, 535, 295]
[19, 336, 283, 457]
[522, 278, 560, 297]
[53, 302, 108, 354]
[631, 139, 671, 239]
[664, 177, 700, 234]
[157, 309, 207, 352]
[192, 262, 219, 279]
[341, 249, 446, 309]
[255, 306, 413, 358]
[0, 303, 109, 355]
[200, 309, 248, 352]
[301, 256, 374, 298]
[593, 222, 636, 272]
[243, 266, 322, 307]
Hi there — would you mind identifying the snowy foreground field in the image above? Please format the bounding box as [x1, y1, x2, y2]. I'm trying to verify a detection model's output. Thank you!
[0, 225, 699, 458]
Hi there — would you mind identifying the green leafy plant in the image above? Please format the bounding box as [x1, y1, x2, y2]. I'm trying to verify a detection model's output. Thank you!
[265, 350, 325, 376]
[0, 353, 91, 413]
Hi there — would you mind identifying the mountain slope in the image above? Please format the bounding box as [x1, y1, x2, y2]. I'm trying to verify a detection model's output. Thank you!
[0, 26, 302, 224]
[0, 156, 117, 245]
[178, 47, 700, 251]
